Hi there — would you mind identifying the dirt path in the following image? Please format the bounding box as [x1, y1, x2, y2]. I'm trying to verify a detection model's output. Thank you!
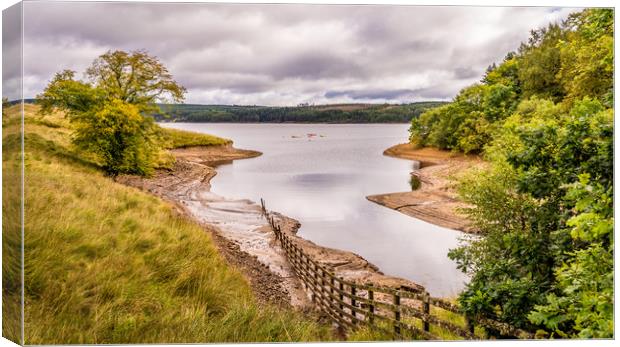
[367, 143, 486, 234]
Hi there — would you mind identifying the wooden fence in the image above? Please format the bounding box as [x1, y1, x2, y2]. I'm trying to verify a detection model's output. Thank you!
[260, 199, 536, 340]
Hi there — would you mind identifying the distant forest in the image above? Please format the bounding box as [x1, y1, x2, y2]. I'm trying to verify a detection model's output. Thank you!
[152, 102, 447, 123]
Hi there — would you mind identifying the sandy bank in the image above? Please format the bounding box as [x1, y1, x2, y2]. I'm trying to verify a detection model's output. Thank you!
[367, 143, 486, 234]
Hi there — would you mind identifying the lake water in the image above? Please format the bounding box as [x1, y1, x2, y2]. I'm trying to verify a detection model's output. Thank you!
[161, 123, 468, 297]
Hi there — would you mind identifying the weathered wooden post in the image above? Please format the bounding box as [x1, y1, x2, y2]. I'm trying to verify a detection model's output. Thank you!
[318, 267, 324, 301]
[350, 284, 357, 324]
[309, 261, 316, 303]
[394, 290, 401, 335]
[367, 283, 375, 325]
[330, 276, 337, 310]
[423, 292, 431, 332]
[465, 314, 475, 337]
[339, 280, 345, 319]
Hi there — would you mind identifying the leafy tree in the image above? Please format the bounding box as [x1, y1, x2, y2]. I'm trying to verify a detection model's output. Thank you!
[410, 8, 614, 337]
[86, 50, 186, 112]
[517, 24, 566, 102]
[449, 98, 613, 332]
[558, 9, 614, 106]
[410, 83, 517, 153]
[482, 53, 520, 94]
[528, 175, 613, 338]
[37, 50, 185, 175]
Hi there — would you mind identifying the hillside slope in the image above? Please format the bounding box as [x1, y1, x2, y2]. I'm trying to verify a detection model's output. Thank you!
[3, 104, 333, 344]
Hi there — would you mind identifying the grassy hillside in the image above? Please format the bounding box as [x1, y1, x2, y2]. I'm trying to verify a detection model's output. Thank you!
[161, 127, 231, 149]
[155, 102, 447, 123]
[2, 103, 23, 344]
[3, 104, 334, 343]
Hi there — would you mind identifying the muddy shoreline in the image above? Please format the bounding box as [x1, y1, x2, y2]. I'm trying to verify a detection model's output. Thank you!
[367, 143, 485, 234]
[118, 143, 432, 309]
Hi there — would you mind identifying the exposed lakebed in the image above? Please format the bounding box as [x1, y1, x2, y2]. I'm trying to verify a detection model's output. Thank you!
[161, 123, 468, 297]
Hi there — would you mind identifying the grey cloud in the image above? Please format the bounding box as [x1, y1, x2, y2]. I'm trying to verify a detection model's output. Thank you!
[325, 89, 414, 100]
[271, 52, 365, 80]
[15, 2, 579, 105]
[3, 2, 23, 100]
[453, 67, 481, 79]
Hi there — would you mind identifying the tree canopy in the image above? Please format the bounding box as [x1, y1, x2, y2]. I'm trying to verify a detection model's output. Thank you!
[37, 50, 186, 175]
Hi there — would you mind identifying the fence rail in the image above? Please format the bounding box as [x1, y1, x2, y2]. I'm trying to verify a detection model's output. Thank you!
[260, 198, 536, 340]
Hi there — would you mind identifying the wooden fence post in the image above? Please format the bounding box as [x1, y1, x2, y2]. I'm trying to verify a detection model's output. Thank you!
[423, 292, 430, 332]
[367, 283, 375, 325]
[465, 314, 475, 337]
[330, 276, 337, 311]
[393, 290, 401, 335]
[309, 262, 316, 303]
[350, 284, 357, 324]
[318, 268, 324, 301]
[338, 280, 344, 319]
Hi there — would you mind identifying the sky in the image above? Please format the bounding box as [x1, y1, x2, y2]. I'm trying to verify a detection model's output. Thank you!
[4, 2, 578, 106]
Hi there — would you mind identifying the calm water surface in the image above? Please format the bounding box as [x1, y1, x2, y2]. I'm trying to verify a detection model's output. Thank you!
[161, 123, 468, 297]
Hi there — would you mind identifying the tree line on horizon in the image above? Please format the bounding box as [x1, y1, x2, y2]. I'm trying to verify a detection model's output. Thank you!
[153, 102, 446, 123]
[410, 8, 613, 338]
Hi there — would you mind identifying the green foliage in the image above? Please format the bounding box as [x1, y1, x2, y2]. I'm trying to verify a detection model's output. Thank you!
[72, 99, 162, 175]
[428, 9, 614, 337]
[449, 164, 547, 328]
[410, 9, 613, 155]
[559, 9, 614, 106]
[517, 24, 566, 101]
[449, 97, 613, 334]
[529, 175, 613, 338]
[36, 50, 187, 176]
[86, 50, 186, 113]
[410, 83, 517, 153]
[155, 102, 446, 123]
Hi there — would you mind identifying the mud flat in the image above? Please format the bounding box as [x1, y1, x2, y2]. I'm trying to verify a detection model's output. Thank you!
[367, 143, 486, 234]
[118, 143, 429, 309]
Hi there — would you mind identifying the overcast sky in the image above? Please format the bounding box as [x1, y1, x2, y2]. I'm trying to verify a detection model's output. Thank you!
[6, 2, 578, 105]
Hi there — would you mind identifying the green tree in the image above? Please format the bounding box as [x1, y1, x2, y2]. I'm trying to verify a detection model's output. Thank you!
[37, 50, 186, 175]
[449, 98, 613, 332]
[409, 8, 614, 337]
[517, 24, 566, 101]
[558, 9, 614, 106]
[86, 50, 186, 112]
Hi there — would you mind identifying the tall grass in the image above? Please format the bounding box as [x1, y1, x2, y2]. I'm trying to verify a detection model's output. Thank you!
[2, 104, 23, 344]
[10, 105, 335, 343]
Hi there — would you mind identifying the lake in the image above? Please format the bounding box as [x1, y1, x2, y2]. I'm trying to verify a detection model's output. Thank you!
[161, 123, 468, 297]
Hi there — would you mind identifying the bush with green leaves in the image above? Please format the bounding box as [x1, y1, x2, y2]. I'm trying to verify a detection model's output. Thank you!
[449, 97, 613, 336]
[528, 175, 613, 338]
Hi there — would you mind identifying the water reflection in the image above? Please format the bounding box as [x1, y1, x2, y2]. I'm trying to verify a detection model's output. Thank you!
[161, 123, 468, 297]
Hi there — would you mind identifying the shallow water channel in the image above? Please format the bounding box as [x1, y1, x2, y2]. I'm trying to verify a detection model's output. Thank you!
[161, 123, 469, 297]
